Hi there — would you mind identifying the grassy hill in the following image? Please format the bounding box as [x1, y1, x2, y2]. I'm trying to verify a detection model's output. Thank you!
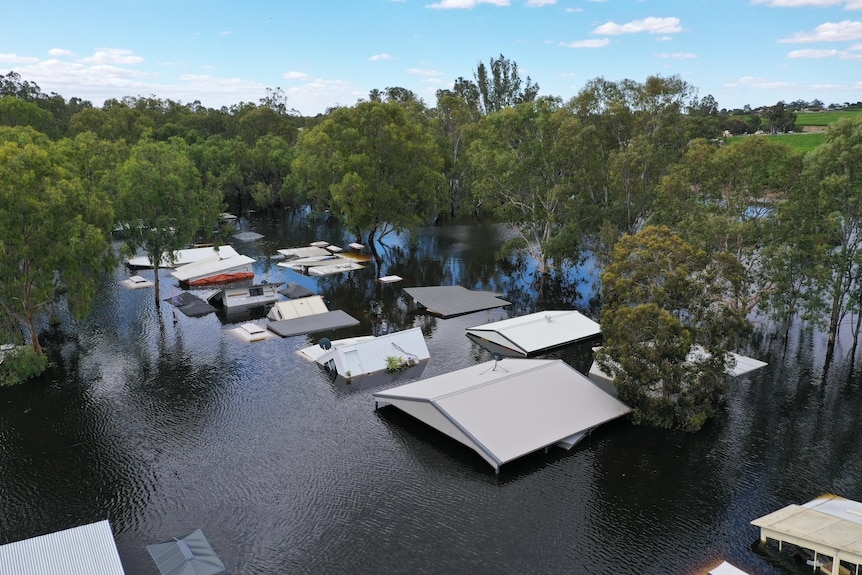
[725, 110, 859, 152]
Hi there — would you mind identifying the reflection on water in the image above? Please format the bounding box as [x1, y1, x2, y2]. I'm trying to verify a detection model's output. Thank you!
[0, 212, 861, 575]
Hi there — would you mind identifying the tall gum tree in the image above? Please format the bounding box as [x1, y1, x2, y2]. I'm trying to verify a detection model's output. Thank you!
[0, 126, 114, 354]
[117, 138, 222, 307]
[467, 97, 586, 275]
[292, 101, 445, 247]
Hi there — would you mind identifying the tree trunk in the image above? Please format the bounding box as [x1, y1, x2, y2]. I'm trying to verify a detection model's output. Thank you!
[153, 263, 162, 309]
[25, 308, 43, 355]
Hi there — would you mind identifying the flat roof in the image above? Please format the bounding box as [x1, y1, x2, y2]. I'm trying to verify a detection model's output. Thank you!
[268, 309, 360, 338]
[403, 286, 510, 318]
[373, 358, 631, 472]
[466, 310, 601, 356]
[0, 520, 125, 575]
[751, 494, 862, 568]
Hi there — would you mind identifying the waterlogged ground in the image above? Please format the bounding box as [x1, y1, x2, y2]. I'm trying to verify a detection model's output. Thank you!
[1, 212, 861, 575]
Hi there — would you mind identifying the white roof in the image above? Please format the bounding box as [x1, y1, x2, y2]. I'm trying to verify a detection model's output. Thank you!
[127, 245, 238, 268]
[277, 246, 331, 259]
[267, 295, 329, 321]
[752, 495, 862, 568]
[307, 261, 365, 276]
[0, 520, 125, 575]
[309, 327, 430, 378]
[170, 253, 255, 282]
[709, 561, 750, 575]
[466, 310, 601, 356]
[373, 358, 631, 472]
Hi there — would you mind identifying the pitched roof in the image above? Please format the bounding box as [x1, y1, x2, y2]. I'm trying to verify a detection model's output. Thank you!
[466, 310, 601, 356]
[374, 358, 631, 472]
[0, 520, 125, 575]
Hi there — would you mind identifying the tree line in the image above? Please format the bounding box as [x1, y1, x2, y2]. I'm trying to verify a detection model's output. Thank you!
[1, 58, 861, 434]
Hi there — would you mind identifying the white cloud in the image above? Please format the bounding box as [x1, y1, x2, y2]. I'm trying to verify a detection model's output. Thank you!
[779, 20, 862, 42]
[560, 39, 610, 48]
[369, 53, 397, 61]
[565, 7, 584, 12]
[426, 0, 509, 8]
[591, 17, 682, 35]
[48, 48, 74, 57]
[0, 53, 39, 64]
[407, 67, 444, 76]
[656, 52, 698, 59]
[526, 0, 557, 6]
[788, 48, 842, 57]
[283, 71, 311, 80]
[80, 48, 144, 65]
[751, 0, 843, 6]
[219, 31, 233, 36]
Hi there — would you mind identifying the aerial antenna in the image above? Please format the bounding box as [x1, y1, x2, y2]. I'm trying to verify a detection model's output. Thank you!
[481, 352, 508, 374]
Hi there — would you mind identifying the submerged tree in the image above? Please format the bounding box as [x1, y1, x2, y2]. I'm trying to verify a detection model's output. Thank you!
[468, 97, 586, 275]
[117, 138, 222, 307]
[0, 126, 114, 356]
[597, 226, 751, 431]
[292, 101, 445, 246]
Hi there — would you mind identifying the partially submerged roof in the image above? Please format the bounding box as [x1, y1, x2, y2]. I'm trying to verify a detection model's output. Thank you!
[232, 231, 264, 241]
[279, 282, 316, 299]
[302, 327, 430, 378]
[751, 494, 862, 570]
[403, 286, 511, 318]
[277, 246, 331, 259]
[373, 358, 631, 473]
[267, 295, 329, 321]
[268, 309, 360, 338]
[127, 245, 239, 269]
[0, 520, 125, 575]
[466, 310, 601, 356]
[166, 292, 217, 317]
[170, 253, 256, 283]
[307, 260, 365, 276]
[708, 561, 751, 575]
[146, 528, 226, 575]
[119, 275, 154, 289]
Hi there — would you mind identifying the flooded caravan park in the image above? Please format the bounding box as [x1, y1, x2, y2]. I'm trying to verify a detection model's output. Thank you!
[1, 212, 861, 575]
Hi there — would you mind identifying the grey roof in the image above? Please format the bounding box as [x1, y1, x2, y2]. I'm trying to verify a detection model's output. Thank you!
[466, 310, 601, 356]
[146, 528, 226, 575]
[0, 520, 125, 575]
[403, 286, 510, 318]
[279, 282, 315, 299]
[374, 358, 631, 472]
[166, 292, 217, 317]
[267, 309, 360, 338]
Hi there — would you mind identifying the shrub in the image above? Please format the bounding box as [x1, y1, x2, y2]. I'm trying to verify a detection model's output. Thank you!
[0, 347, 48, 386]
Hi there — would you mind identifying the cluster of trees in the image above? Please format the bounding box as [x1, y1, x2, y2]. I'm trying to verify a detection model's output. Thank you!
[1, 60, 861, 434]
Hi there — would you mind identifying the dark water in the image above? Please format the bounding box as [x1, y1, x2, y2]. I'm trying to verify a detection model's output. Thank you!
[1, 212, 861, 575]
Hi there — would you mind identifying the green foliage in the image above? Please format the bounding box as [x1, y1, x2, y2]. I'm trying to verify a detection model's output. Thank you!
[0, 126, 115, 354]
[468, 98, 584, 274]
[598, 226, 750, 432]
[117, 138, 223, 304]
[292, 101, 445, 243]
[385, 356, 409, 373]
[0, 346, 48, 386]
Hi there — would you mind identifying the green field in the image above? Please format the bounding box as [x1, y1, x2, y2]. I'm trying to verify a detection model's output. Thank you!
[795, 110, 862, 126]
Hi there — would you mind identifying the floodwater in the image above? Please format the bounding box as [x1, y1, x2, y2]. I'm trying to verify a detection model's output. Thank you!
[1, 212, 861, 575]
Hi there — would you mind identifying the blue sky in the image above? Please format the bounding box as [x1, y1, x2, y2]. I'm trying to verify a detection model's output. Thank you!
[2, 0, 861, 115]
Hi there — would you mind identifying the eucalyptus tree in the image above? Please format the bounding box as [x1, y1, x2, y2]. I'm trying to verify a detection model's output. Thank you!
[0, 126, 115, 356]
[653, 136, 803, 318]
[446, 55, 539, 118]
[596, 226, 751, 431]
[789, 116, 862, 358]
[467, 97, 587, 275]
[432, 89, 479, 219]
[291, 100, 445, 246]
[569, 75, 695, 264]
[116, 138, 223, 306]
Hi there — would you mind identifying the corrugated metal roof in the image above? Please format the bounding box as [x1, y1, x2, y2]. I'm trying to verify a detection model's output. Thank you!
[466, 310, 601, 356]
[170, 254, 255, 282]
[0, 520, 125, 575]
[374, 358, 631, 472]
